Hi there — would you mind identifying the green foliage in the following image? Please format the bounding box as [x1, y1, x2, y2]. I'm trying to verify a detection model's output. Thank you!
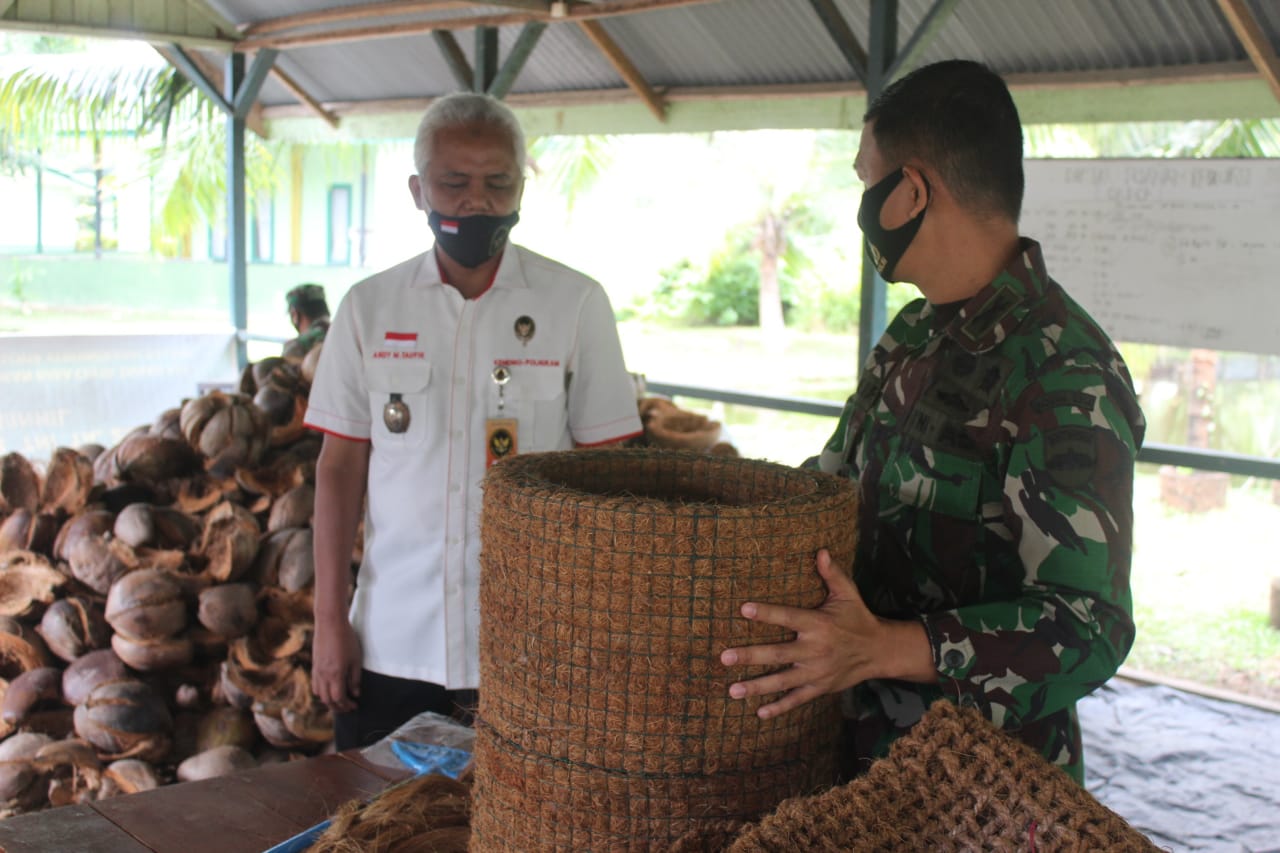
[642, 239, 786, 327]
[528, 135, 615, 213]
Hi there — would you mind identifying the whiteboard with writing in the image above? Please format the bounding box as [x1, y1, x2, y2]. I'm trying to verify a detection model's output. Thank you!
[1020, 159, 1280, 356]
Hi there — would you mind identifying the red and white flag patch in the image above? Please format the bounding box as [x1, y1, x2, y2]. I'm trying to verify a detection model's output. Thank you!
[383, 331, 418, 349]
[439, 219, 460, 235]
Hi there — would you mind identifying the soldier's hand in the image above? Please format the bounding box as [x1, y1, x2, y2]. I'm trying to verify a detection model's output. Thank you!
[719, 549, 932, 719]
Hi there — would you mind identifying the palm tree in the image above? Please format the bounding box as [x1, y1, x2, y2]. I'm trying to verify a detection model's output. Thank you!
[0, 38, 277, 254]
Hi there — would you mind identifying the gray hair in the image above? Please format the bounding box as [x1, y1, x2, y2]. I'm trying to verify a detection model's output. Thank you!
[413, 92, 527, 176]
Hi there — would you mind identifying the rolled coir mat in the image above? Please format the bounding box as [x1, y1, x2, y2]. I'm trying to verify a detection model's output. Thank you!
[474, 448, 858, 852]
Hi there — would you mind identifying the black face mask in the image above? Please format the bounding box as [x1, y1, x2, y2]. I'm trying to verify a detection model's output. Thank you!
[428, 210, 520, 268]
[857, 168, 927, 282]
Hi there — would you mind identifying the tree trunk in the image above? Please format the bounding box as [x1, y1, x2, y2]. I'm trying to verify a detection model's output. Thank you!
[757, 213, 785, 343]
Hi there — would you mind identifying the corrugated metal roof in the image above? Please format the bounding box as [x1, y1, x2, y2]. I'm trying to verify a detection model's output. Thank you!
[4, 0, 1279, 126]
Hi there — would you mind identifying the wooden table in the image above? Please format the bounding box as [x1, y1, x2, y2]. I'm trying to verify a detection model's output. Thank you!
[0, 751, 411, 853]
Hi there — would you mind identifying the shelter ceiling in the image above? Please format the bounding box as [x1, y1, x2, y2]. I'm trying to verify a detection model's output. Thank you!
[2, 0, 1279, 138]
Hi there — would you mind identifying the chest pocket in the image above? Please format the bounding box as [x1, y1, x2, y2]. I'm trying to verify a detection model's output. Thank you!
[509, 367, 568, 450]
[364, 359, 432, 449]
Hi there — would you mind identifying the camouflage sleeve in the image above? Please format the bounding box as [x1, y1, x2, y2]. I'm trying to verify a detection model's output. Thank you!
[920, 356, 1142, 731]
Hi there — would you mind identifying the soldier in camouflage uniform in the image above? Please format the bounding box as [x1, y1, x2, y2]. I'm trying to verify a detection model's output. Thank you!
[283, 283, 331, 359]
[721, 60, 1145, 785]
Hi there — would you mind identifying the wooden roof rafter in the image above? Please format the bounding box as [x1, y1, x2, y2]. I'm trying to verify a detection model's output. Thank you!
[578, 19, 667, 121]
[1216, 0, 1280, 105]
[235, 0, 724, 52]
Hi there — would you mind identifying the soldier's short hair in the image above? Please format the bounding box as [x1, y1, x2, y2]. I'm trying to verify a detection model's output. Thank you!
[286, 283, 329, 320]
[865, 60, 1024, 223]
[413, 92, 526, 177]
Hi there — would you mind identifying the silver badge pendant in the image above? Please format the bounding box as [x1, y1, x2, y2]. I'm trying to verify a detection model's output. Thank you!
[383, 393, 410, 434]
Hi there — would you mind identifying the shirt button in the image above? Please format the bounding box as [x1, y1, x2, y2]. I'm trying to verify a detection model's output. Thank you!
[943, 649, 966, 669]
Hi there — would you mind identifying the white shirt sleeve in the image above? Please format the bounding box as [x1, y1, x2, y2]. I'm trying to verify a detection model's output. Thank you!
[303, 286, 373, 441]
[566, 283, 643, 446]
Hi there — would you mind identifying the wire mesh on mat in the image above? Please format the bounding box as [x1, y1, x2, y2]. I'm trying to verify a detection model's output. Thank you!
[474, 449, 859, 852]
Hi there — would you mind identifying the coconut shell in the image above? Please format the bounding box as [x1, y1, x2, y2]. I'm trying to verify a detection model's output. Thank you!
[0, 552, 67, 619]
[181, 392, 270, 473]
[151, 407, 184, 441]
[105, 568, 187, 642]
[252, 709, 310, 750]
[198, 502, 261, 583]
[0, 510, 34, 555]
[98, 758, 160, 798]
[62, 649, 129, 707]
[281, 701, 333, 746]
[52, 510, 114, 563]
[1, 667, 63, 727]
[108, 432, 202, 486]
[65, 532, 139, 598]
[111, 633, 194, 672]
[255, 617, 312, 661]
[73, 679, 172, 762]
[111, 503, 156, 549]
[0, 616, 52, 680]
[267, 484, 314, 532]
[39, 448, 96, 516]
[0, 731, 53, 809]
[0, 454, 41, 516]
[197, 583, 259, 639]
[254, 527, 314, 592]
[35, 737, 102, 806]
[39, 596, 111, 663]
[76, 444, 106, 464]
[195, 706, 258, 754]
[177, 744, 257, 782]
[259, 586, 315, 626]
[216, 662, 255, 711]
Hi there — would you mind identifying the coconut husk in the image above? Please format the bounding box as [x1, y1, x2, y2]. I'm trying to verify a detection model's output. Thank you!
[253, 527, 314, 592]
[76, 444, 106, 465]
[177, 744, 257, 782]
[309, 773, 471, 853]
[280, 700, 333, 746]
[267, 483, 314, 532]
[61, 650, 128, 708]
[0, 553, 67, 619]
[39, 448, 96, 516]
[222, 643, 308, 712]
[235, 457, 306, 500]
[38, 596, 111, 663]
[0, 454, 41, 516]
[105, 568, 187, 642]
[474, 449, 857, 852]
[216, 662, 255, 711]
[643, 404, 724, 451]
[197, 583, 259, 639]
[258, 586, 315, 625]
[111, 633, 194, 672]
[113, 505, 198, 551]
[174, 474, 236, 515]
[197, 501, 261, 583]
[1, 667, 63, 728]
[300, 343, 323, 386]
[180, 391, 270, 474]
[52, 509, 115, 563]
[66, 535, 139, 597]
[253, 383, 308, 448]
[0, 731, 54, 814]
[0, 616, 52, 680]
[73, 678, 172, 762]
[0, 510, 60, 557]
[34, 738, 102, 807]
[108, 433, 203, 487]
[98, 758, 160, 798]
[188, 626, 229, 661]
[151, 407, 184, 441]
[194, 706, 258, 753]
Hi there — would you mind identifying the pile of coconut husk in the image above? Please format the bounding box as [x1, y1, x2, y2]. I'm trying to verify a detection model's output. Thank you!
[0, 349, 349, 817]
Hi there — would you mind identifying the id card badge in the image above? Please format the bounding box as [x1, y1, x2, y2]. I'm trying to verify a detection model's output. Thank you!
[485, 418, 518, 467]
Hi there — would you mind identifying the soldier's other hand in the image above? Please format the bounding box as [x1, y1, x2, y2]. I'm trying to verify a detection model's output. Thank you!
[719, 549, 894, 720]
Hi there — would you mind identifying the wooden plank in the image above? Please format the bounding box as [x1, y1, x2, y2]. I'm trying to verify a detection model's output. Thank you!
[0, 803, 150, 853]
[578, 19, 666, 121]
[243, 1, 469, 37]
[1216, 0, 1280, 105]
[85, 752, 407, 853]
[271, 65, 340, 129]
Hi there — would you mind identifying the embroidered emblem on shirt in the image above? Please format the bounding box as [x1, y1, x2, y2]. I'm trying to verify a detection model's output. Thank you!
[514, 315, 535, 345]
[383, 331, 419, 349]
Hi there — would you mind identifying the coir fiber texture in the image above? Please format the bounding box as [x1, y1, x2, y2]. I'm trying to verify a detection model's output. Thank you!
[474, 449, 859, 852]
[727, 698, 1160, 852]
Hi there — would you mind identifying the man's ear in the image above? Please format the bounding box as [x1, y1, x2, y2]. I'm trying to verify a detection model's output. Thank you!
[407, 174, 427, 212]
[900, 165, 931, 217]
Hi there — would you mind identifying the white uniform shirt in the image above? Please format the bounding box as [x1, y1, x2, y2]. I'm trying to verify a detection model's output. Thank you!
[304, 245, 642, 687]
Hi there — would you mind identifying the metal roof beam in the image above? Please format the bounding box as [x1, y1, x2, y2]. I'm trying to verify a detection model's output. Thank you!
[806, 0, 868, 85]
[433, 31, 475, 90]
[489, 21, 549, 99]
[234, 49, 278, 120]
[475, 26, 499, 91]
[165, 45, 233, 115]
[1216, 0, 1280, 105]
[578, 19, 667, 121]
[885, 0, 961, 83]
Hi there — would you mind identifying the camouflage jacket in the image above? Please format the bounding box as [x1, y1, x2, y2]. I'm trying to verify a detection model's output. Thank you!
[817, 239, 1145, 783]
[282, 318, 330, 360]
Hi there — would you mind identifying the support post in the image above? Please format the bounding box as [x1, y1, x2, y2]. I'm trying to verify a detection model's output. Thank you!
[226, 52, 249, 370]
